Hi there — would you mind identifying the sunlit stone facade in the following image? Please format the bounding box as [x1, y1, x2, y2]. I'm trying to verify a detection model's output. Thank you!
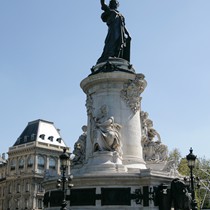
[0, 119, 69, 210]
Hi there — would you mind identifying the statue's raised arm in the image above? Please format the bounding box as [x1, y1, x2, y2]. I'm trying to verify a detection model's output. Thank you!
[100, 0, 110, 11]
[100, 0, 105, 8]
[100, 0, 108, 11]
[97, 0, 131, 64]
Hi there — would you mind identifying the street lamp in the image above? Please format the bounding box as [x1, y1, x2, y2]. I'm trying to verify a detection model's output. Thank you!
[186, 148, 197, 210]
[58, 148, 73, 210]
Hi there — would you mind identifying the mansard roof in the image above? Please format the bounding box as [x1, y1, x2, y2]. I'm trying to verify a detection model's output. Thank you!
[13, 119, 67, 147]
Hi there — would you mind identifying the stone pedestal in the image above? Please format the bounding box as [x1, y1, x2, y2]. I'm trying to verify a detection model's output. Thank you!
[80, 59, 147, 172]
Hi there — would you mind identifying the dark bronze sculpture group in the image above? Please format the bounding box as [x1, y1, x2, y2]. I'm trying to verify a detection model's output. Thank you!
[97, 0, 131, 64]
[171, 179, 192, 210]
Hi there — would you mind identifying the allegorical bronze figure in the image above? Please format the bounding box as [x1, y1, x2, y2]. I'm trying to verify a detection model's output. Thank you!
[97, 0, 131, 64]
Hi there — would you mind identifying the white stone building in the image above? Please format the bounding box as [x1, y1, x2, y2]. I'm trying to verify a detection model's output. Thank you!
[0, 119, 69, 210]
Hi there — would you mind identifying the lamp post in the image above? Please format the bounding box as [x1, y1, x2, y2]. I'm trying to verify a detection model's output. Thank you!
[186, 148, 197, 210]
[58, 148, 73, 210]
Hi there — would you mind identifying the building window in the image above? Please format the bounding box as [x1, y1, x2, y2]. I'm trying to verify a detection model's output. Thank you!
[49, 158, 56, 170]
[25, 182, 30, 192]
[17, 199, 20, 209]
[10, 159, 16, 170]
[8, 184, 12, 194]
[27, 156, 34, 167]
[25, 198, 29, 209]
[37, 183, 43, 192]
[8, 199, 11, 209]
[17, 184, 20, 193]
[38, 199, 43, 209]
[19, 158, 24, 169]
[37, 156, 45, 173]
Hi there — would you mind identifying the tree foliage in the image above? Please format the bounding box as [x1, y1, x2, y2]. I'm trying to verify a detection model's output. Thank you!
[168, 148, 182, 167]
[175, 152, 210, 209]
[195, 157, 210, 209]
[178, 158, 190, 176]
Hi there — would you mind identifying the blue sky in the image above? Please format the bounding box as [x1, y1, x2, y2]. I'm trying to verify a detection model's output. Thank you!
[1, 0, 210, 159]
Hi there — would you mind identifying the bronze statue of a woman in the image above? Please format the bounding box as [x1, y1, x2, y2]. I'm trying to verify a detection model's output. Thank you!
[97, 0, 131, 64]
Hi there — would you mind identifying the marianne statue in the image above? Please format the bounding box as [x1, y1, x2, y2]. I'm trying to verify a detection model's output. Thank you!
[97, 0, 131, 64]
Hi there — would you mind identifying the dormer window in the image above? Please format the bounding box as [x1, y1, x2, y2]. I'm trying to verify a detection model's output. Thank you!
[39, 134, 45, 140]
[48, 136, 54, 142]
[16, 137, 21, 144]
[31, 134, 36, 141]
[56, 138, 62, 143]
[24, 136, 28, 142]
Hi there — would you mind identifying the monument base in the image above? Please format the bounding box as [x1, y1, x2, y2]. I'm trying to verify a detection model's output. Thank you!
[43, 168, 175, 210]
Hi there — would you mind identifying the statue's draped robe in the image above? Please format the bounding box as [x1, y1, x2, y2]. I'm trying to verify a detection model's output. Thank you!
[97, 4, 130, 64]
[94, 117, 122, 154]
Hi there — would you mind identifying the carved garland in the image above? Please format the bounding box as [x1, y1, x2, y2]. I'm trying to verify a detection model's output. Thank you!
[120, 74, 146, 114]
[85, 94, 94, 116]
